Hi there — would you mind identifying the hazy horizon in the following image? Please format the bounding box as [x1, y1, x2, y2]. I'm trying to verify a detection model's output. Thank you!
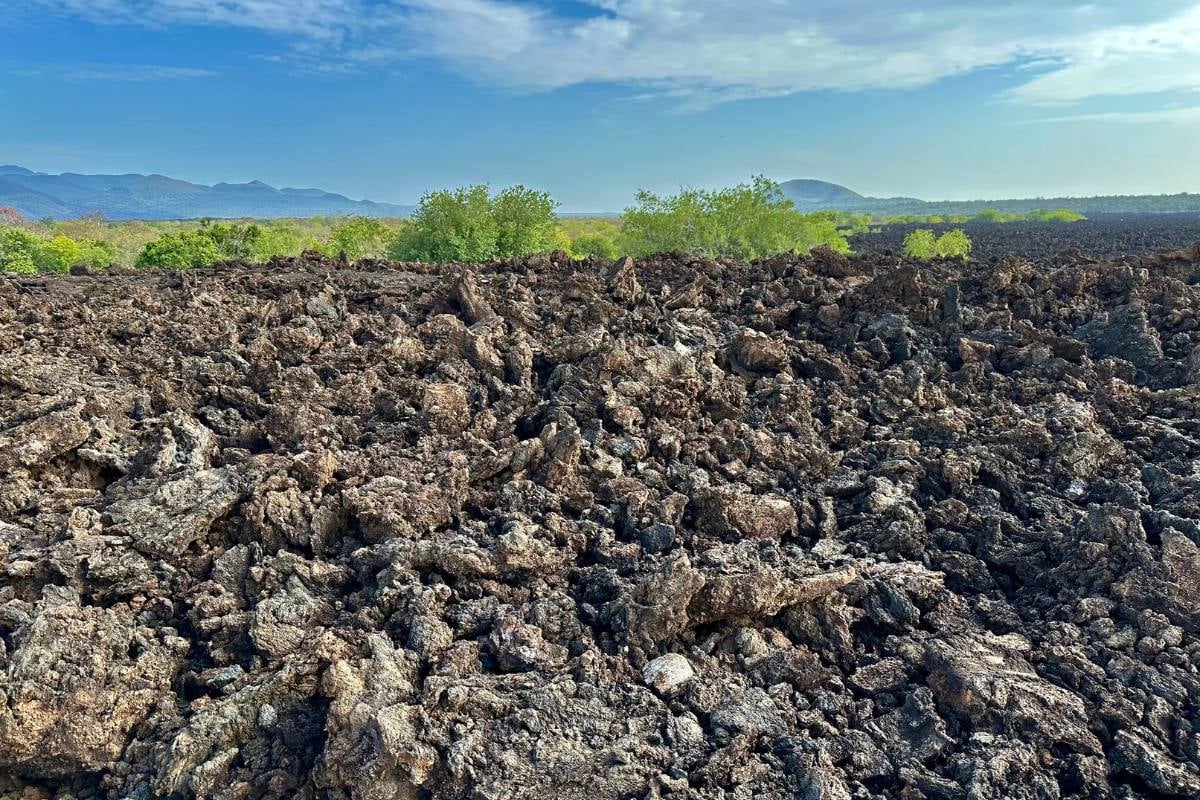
[6, 163, 1200, 216]
[4, 2, 1200, 211]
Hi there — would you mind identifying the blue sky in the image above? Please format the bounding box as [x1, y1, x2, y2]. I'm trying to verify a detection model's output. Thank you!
[2, 1, 1199, 211]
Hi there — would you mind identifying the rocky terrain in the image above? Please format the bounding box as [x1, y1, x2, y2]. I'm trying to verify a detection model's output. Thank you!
[853, 214, 1200, 262]
[3, 243, 1200, 799]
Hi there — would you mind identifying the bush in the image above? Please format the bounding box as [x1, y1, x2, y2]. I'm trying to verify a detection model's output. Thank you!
[902, 229, 938, 259]
[566, 219, 622, 259]
[38, 235, 83, 273]
[135, 230, 224, 269]
[388, 185, 561, 263]
[329, 216, 392, 261]
[1026, 208, 1086, 223]
[135, 220, 320, 269]
[571, 232, 621, 259]
[201, 221, 263, 260]
[0, 226, 43, 273]
[250, 221, 325, 260]
[903, 228, 972, 260]
[969, 209, 1021, 224]
[935, 229, 972, 259]
[619, 177, 849, 259]
[835, 213, 874, 235]
[492, 186, 560, 258]
[80, 239, 118, 268]
[389, 186, 498, 263]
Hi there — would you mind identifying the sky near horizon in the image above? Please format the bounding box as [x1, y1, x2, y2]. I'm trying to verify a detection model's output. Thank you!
[2, 1, 1199, 211]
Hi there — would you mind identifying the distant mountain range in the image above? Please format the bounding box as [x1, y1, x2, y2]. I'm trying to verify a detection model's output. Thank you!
[2, 165, 1197, 220]
[0, 165, 413, 220]
[779, 178, 1200, 216]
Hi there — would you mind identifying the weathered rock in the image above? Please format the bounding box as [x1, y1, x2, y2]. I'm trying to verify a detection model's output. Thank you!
[924, 632, 1101, 754]
[0, 587, 184, 774]
[691, 485, 798, 540]
[0, 407, 91, 471]
[105, 464, 251, 558]
[3, 247, 1200, 799]
[731, 329, 790, 374]
[642, 653, 695, 697]
[710, 688, 788, 739]
[1074, 301, 1164, 377]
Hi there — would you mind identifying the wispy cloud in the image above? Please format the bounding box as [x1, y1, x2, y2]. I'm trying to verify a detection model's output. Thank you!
[1003, 6, 1200, 105]
[1025, 105, 1200, 125]
[24, 0, 1200, 110]
[28, 0, 363, 40]
[68, 65, 218, 82]
[12, 63, 218, 82]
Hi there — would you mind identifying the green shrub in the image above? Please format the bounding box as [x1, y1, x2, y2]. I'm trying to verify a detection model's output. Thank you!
[571, 232, 621, 259]
[38, 234, 83, 273]
[388, 185, 561, 263]
[135, 221, 316, 269]
[934, 229, 972, 260]
[0, 226, 43, 273]
[835, 213, 874, 235]
[492, 186, 560, 258]
[548, 226, 574, 255]
[4, 250, 37, 274]
[969, 208, 1021, 224]
[1026, 208, 1086, 223]
[903, 228, 972, 260]
[77, 239, 117, 268]
[248, 221, 319, 260]
[329, 216, 392, 260]
[389, 186, 499, 263]
[902, 229, 938, 259]
[201, 221, 264, 260]
[135, 230, 224, 269]
[619, 176, 849, 259]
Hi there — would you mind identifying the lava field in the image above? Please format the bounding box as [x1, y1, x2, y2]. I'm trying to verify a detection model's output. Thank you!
[852, 213, 1200, 262]
[3, 244, 1200, 799]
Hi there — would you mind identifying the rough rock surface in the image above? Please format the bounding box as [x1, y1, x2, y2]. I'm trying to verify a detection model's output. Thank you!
[853, 214, 1200, 261]
[3, 245, 1200, 799]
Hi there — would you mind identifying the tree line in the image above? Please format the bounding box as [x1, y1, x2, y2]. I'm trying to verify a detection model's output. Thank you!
[0, 179, 1087, 274]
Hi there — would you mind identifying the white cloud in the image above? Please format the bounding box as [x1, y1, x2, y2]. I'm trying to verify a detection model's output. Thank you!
[24, 0, 1200, 108]
[1026, 105, 1200, 125]
[28, 0, 365, 39]
[68, 65, 218, 81]
[1004, 6, 1200, 105]
[12, 63, 218, 81]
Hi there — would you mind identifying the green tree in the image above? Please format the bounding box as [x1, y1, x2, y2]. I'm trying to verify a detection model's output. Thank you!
[135, 230, 224, 269]
[902, 229, 938, 259]
[566, 219, 622, 259]
[619, 177, 849, 259]
[621, 187, 716, 256]
[329, 216, 392, 261]
[251, 221, 325, 260]
[38, 235, 83, 273]
[202, 222, 264, 260]
[571, 232, 620, 259]
[492, 186, 560, 258]
[388, 186, 499, 263]
[77, 239, 118, 268]
[0, 226, 43, 274]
